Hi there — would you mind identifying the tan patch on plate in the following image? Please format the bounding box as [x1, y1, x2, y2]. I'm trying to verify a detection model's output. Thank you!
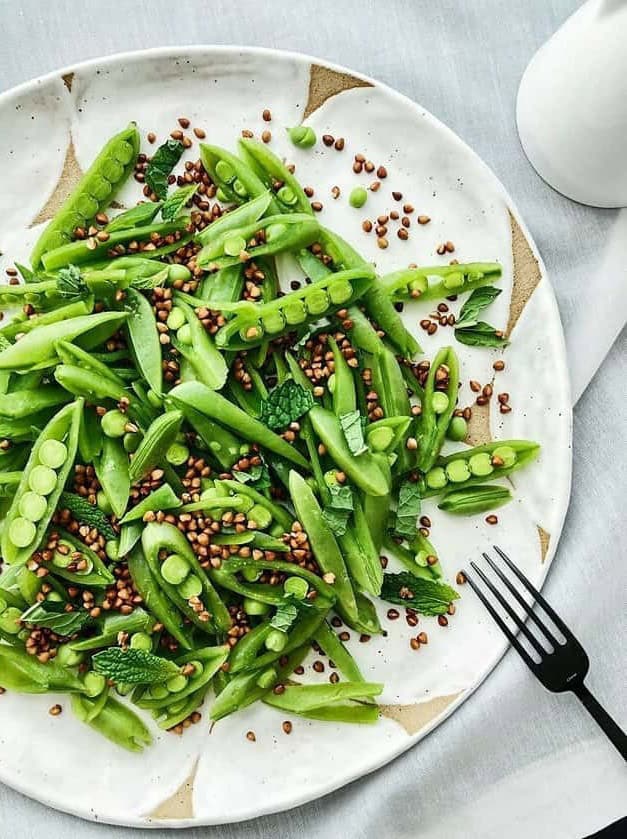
[537, 525, 550, 563]
[61, 72, 74, 93]
[148, 759, 198, 820]
[464, 401, 492, 446]
[303, 64, 373, 120]
[31, 140, 83, 226]
[507, 212, 542, 337]
[380, 693, 461, 735]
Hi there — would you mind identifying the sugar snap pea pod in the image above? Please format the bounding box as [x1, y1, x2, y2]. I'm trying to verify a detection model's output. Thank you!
[0, 644, 86, 692]
[238, 137, 313, 215]
[197, 213, 319, 270]
[128, 411, 182, 483]
[222, 621, 274, 674]
[272, 701, 380, 724]
[0, 298, 94, 341]
[0, 311, 127, 371]
[41, 218, 189, 271]
[422, 439, 541, 496]
[118, 521, 143, 557]
[328, 336, 357, 416]
[438, 483, 513, 515]
[171, 297, 228, 391]
[339, 496, 383, 596]
[208, 572, 287, 606]
[366, 416, 412, 454]
[30, 124, 140, 268]
[340, 590, 382, 635]
[309, 405, 390, 496]
[0, 386, 70, 419]
[417, 346, 460, 472]
[70, 608, 152, 652]
[142, 521, 231, 633]
[78, 405, 103, 463]
[410, 531, 442, 578]
[314, 620, 366, 683]
[210, 645, 309, 721]
[105, 200, 163, 233]
[95, 436, 130, 519]
[213, 556, 337, 602]
[217, 479, 293, 531]
[135, 646, 230, 711]
[199, 143, 268, 206]
[380, 262, 502, 302]
[289, 470, 357, 621]
[123, 287, 163, 395]
[119, 484, 182, 524]
[47, 528, 115, 587]
[54, 364, 128, 408]
[199, 263, 244, 303]
[55, 340, 131, 394]
[149, 684, 209, 730]
[264, 681, 382, 713]
[181, 405, 241, 469]
[196, 190, 273, 246]
[127, 548, 193, 650]
[382, 535, 440, 582]
[344, 305, 386, 355]
[71, 693, 152, 752]
[214, 267, 374, 351]
[170, 381, 310, 470]
[1, 399, 82, 565]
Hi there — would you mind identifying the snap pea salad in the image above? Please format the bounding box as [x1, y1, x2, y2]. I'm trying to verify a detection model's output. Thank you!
[0, 123, 539, 751]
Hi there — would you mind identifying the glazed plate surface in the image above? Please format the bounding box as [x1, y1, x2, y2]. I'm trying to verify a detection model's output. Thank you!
[0, 46, 571, 827]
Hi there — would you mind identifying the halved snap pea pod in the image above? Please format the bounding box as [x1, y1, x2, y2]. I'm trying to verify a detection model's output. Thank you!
[238, 137, 314, 215]
[199, 143, 268, 206]
[380, 262, 502, 302]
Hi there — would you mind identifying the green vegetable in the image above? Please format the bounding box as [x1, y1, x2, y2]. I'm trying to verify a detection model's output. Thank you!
[161, 184, 198, 221]
[92, 647, 180, 685]
[56, 265, 89, 300]
[380, 572, 459, 616]
[58, 491, 118, 540]
[259, 379, 314, 430]
[438, 484, 513, 515]
[145, 139, 184, 199]
[287, 125, 317, 149]
[349, 187, 368, 208]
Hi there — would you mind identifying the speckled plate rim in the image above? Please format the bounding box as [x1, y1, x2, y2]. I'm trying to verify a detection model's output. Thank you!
[0, 45, 572, 828]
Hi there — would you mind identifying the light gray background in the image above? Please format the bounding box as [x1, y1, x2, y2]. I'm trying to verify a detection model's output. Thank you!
[1, 1, 625, 837]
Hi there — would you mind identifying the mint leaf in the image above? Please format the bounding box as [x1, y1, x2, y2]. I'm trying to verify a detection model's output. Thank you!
[21, 601, 90, 636]
[92, 647, 180, 685]
[57, 265, 88, 300]
[161, 185, 198, 222]
[259, 379, 314, 430]
[145, 139, 184, 200]
[394, 480, 421, 539]
[456, 285, 502, 329]
[270, 601, 299, 633]
[339, 410, 367, 455]
[455, 322, 508, 348]
[59, 492, 118, 540]
[232, 463, 271, 489]
[130, 267, 170, 290]
[106, 201, 162, 233]
[328, 482, 354, 512]
[322, 506, 349, 536]
[15, 262, 35, 282]
[381, 572, 459, 616]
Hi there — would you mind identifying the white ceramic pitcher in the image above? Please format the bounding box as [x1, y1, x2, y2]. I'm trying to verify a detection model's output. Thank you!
[517, 0, 627, 208]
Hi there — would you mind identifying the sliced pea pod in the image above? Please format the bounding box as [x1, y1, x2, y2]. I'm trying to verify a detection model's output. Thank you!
[123, 287, 163, 395]
[70, 608, 152, 652]
[47, 528, 115, 588]
[95, 436, 130, 519]
[264, 681, 382, 713]
[0, 644, 85, 693]
[71, 693, 152, 752]
[171, 298, 228, 391]
[238, 138, 314, 215]
[216, 479, 293, 531]
[380, 262, 502, 302]
[180, 405, 241, 470]
[199, 143, 268, 206]
[128, 410, 183, 483]
[31, 124, 140, 268]
[0, 386, 70, 419]
[135, 645, 229, 709]
[213, 268, 374, 351]
[195, 190, 273, 246]
[1, 399, 82, 565]
[0, 298, 94, 341]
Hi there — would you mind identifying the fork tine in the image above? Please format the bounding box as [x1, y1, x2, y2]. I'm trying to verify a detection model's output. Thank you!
[470, 561, 548, 657]
[482, 552, 560, 648]
[493, 546, 572, 638]
[463, 568, 537, 671]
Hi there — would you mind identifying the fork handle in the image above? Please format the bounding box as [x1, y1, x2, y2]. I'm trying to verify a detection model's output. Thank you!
[572, 682, 627, 760]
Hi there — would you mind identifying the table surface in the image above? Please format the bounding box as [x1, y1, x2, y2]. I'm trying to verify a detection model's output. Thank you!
[1, 1, 625, 837]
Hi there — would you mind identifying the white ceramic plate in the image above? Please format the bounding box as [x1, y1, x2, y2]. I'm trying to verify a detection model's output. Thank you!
[0, 46, 571, 827]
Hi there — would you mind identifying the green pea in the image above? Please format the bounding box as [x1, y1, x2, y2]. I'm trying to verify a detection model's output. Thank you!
[492, 446, 517, 468]
[283, 300, 307, 325]
[129, 632, 152, 651]
[52, 549, 73, 569]
[177, 323, 192, 345]
[216, 187, 229, 202]
[161, 553, 189, 585]
[8, 517, 36, 548]
[443, 271, 465, 290]
[261, 310, 286, 334]
[328, 279, 353, 305]
[28, 464, 57, 495]
[168, 264, 192, 283]
[166, 674, 188, 693]
[248, 504, 272, 530]
[242, 566, 261, 582]
[215, 160, 235, 183]
[101, 410, 128, 438]
[178, 573, 203, 599]
[123, 432, 140, 453]
[166, 699, 187, 714]
[166, 442, 189, 466]
[223, 236, 247, 257]
[83, 671, 107, 698]
[239, 323, 263, 342]
[0, 606, 22, 634]
[232, 179, 248, 198]
[256, 666, 278, 689]
[39, 439, 68, 469]
[265, 629, 287, 652]
[111, 139, 135, 165]
[284, 576, 308, 600]
[149, 685, 169, 700]
[97, 490, 113, 514]
[56, 644, 84, 666]
[18, 491, 48, 522]
[265, 223, 287, 242]
[431, 392, 450, 414]
[446, 460, 471, 483]
[277, 186, 297, 206]
[446, 416, 468, 442]
[243, 597, 270, 616]
[408, 277, 428, 296]
[187, 660, 203, 677]
[166, 307, 187, 331]
[105, 540, 120, 561]
[101, 158, 125, 184]
[75, 192, 99, 219]
[46, 592, 63, 603]
[90, 175, 113, 202]
[425, 467, 448, 490]
[234, 494, 255, 514]
[468, 452, 494, 477]
[349, 187, 368, 209]
[368, 426, 394, 452]
[305, 288, 330, 315]
[287, 125, 317, 149]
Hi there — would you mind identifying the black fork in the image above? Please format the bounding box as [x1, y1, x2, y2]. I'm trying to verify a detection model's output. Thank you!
[463, 546, 627, 760]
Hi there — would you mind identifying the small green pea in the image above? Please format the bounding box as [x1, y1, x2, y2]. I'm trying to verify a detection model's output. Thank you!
[265, 629, 288, 652]
[166, 674, 188, 693]
[161, 554, 189, 586]
[105, 540, 120, 561]
[129, 632, 152, 651]
[283, 300, 307, 325]
[425, 467, 448, 490]
[368, 426, 395, 452]
[305, 288, 330, 315]
[256, 666, 278, 689]
[166, 306, 187, 331]
[265, 223, 287, 242]
[166, 442, 189, 466]
[349, 186, 368, 209]
[97, 491, 113, 514]
[28, 464, 57, 496]
[177, 323, 192, 345]
[83, 671, 107, 698]
[56, 644, 84, 667]
[232, 179, 248, 198]
[215, 160, 235, 183]
[283, 576, 308, 600]
[39, 439, 68, 469]
[443, 271, 465, 289]
[468, 452, 494, 477]
[446, 459, 471, 483]
[492, 446, 517, 468]
[167, 264, 192, 283]
[9, 517, 36, 548]
[0, 606, 22, 635]
[101, 410, 128, 438]
[261, 310, 286, 334]
[277, 186, 297, 206]
[242, 566, 261, 583]
[287, 125, 317, 149]
[123, 432, 140, 454]
[328, 279, 353, 305]
[431, 392, 450, 414]
[18, 491, 47, 522]
[243, 597, 270, 616]
[223, 236, 247, 257]
[248, 504, 272, 530]
[415, 550, 430, 567]
[446, 416, 468, 442]
[178, 573, 203, 599]
[149, 685, 169, 700]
